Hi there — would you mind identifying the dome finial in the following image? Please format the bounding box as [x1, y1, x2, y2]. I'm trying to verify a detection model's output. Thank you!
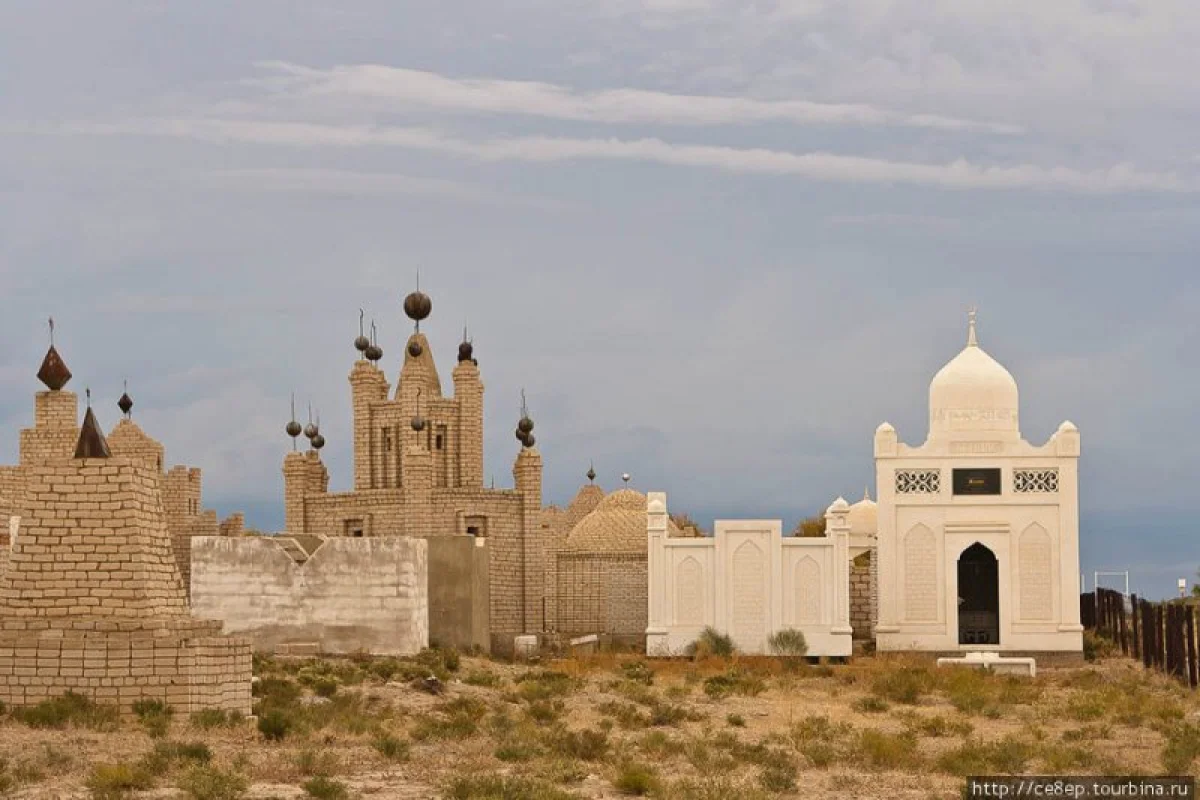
[587, 461, 596, 483]
[863, 485, 871, 502]
[967, 307, 978, 347]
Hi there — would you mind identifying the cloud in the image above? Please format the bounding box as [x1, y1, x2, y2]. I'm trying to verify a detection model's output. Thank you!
[25, 118, 1188, 194]
[249, 60, 1024, 134]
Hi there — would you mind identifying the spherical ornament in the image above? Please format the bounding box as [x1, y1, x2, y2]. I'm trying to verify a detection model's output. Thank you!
[354, 335, 370, 352]
[366, 344, 382, 362]
[403, 291, 432, 321]
[622, 473, 631, 483]
[407, 340, 423, 358]
[518, 416, 534, 434]
[286, 420, 302, 437]
[515, 428, 525, 442]
[522, 433, 535, 448]
[411, 416, 426, 432]
[304, 423, 318, 439]
[472, 358, 478, 366]
[458, 341, 473, 362]
[311, 434, 325, 450]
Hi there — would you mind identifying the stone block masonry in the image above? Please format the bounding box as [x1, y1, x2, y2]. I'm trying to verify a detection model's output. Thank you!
[0, 456, 251, 715]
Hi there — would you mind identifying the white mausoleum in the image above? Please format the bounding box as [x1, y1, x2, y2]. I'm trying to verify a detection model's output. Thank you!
[873, 312, 1083, 655]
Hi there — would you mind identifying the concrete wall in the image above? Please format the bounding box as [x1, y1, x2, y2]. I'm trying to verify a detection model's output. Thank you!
[426, 535, 490, 653]
[190, 536, 428, 656]
[646, 493, 853, 658]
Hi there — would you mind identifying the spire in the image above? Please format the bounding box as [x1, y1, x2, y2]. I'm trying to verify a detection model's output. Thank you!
[75, 388, 112, 458]
[863, 486, 871, 502]
[967, 307, 978, 347]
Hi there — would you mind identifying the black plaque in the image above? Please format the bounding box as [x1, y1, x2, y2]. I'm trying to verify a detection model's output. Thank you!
[953, 468, 1001, 496]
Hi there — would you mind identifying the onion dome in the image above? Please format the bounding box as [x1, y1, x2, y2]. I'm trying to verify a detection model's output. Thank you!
[458, 339, 473, 363]
[928, 310, 1019, 439]
[404, 290, 432, 322]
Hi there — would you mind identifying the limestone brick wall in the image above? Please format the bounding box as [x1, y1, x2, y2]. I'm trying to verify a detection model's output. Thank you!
[0, 620, 251, 714]
[542, 487, 605, 632]
[513, 449, 544, 639]
[190, 536, 428, 656]
[452, 361, 483, 488]
[0, 459, 188, 618]
[556, 554, 647, 637]
[19, 391, 79, 463]
[218, 513, 244, 537]
[851, 552, 874, 640]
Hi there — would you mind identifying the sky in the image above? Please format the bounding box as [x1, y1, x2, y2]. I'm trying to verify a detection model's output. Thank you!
[1, 1, 1197, 600]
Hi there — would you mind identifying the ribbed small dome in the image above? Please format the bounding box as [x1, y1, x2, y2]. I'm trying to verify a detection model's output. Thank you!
[564, 489, 680, 554]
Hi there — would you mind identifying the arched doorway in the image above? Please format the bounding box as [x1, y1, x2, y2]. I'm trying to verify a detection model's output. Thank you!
[957, 543, 999, 645]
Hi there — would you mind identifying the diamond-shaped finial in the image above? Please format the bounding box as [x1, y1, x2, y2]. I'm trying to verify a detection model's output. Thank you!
[118, 379, 133, 417]
[37, 345, 72, 391]
[587, 462, 596, 483]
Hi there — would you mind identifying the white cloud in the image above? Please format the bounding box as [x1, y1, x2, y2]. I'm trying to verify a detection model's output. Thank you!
[249, 60, 1024, 134]
[42, 118, 1191, 193]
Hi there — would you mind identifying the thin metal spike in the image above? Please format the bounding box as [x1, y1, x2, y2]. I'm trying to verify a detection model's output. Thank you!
[359, 308, 365, 337]
[85, 387, 91, 407]
[49, 317, 55, 345]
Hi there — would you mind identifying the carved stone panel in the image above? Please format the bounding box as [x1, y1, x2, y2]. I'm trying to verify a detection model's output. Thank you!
[903, 525, 938, 622]
[795, 557, 822, 625]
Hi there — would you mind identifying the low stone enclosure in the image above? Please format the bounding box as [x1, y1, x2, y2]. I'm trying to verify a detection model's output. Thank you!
[645, 492, 854, 658]
[190, 532, 488, 657]
[0, 453, 252, 715]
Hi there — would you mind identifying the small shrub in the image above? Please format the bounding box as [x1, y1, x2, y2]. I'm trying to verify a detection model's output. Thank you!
[759, 763, 798, 792]
[613, 762, 660, 796]
[790, 716, 854, 768]
[257, 710, 292, 741]
[312, 678, 339, 698]
[178, 765, 248, 800]
[133, 700, 174, 739]
[853, 696, 890, 713]
[687, 627, 735, 659]
[1162, 723, 1200, 775]
[1083, 630, 1116, 662]
[302, 776, 348, 800]
[464, 670, 502, 688]
[445, 774, 576, 800]
[142, 741, 213, 773]
[516, 671, 579, 701]
[495, 740, 541, 762]
[253, 677, 302, 704]
[85, 762, 154, 799]
[13, 692, 119, 731]
[620, 661, 655, 685]
[871, 667, 931, 705]
[371, 733, 410, 761]
[551, 728, 610, 761]
[638, 731, 687, 758]
[727, 713, 746, 727]
[191, 709, 244, 729]
[767, 629, 808, 657]
[936, 736, 1033, 776]
[294, 749, 340, 778]
[527, 699, 565, 725]
[857, 729, 921, 770]
[703, 669, 766, 700]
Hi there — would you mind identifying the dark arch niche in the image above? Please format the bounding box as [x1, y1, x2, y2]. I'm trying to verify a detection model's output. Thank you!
[957, 542, 999, 645]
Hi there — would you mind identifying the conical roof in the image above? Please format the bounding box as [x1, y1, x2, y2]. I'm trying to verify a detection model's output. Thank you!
[74, 406, 112, 458]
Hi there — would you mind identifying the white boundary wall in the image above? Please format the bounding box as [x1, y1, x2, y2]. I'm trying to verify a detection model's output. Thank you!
[645, 492, 853, 658]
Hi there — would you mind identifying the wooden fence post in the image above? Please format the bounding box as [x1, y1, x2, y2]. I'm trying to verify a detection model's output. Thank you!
[1131, 594, 1140, 661]
[1187, 606, 1197, 689]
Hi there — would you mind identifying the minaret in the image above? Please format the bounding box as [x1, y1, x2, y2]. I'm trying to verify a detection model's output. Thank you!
[512, 393, 544, 632]
[350, 315, 388, 490]
[20, 318, 81, 464]
[453, 328, 484, 489]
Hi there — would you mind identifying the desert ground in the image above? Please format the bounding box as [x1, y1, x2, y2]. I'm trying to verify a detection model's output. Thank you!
[2, 635, 1198, 800]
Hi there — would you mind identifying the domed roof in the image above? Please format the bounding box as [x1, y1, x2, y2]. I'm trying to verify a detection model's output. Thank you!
[847, 488, 877, 536]
[928, 312, 1019, 439]
[564, 488, 680, 555]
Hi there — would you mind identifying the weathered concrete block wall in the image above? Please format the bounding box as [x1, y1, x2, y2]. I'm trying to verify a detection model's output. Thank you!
[190, 536, 428, 656]
[426, 535, 489, 652]
[0, 619, 251, 715]
[851, 551, 873, 640]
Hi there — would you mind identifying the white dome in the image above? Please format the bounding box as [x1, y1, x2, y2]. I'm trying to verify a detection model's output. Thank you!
[847, 489, 877, 536]
[928, 313, 1019, 439]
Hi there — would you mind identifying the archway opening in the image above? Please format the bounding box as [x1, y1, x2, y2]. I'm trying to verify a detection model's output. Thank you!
[957, 542, 999, 645]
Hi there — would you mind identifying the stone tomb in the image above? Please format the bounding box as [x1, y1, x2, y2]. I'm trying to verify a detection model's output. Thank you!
[936, 651, 1036, 677]
[0, 425, 251, 714]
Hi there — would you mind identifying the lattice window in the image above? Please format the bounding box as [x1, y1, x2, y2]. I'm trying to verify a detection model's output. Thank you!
[895, 469, 941, 494]
[1014, 468, 1059, 493]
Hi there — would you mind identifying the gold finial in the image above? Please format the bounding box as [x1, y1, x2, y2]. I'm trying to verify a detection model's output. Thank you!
[967, 307, 978, 347]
